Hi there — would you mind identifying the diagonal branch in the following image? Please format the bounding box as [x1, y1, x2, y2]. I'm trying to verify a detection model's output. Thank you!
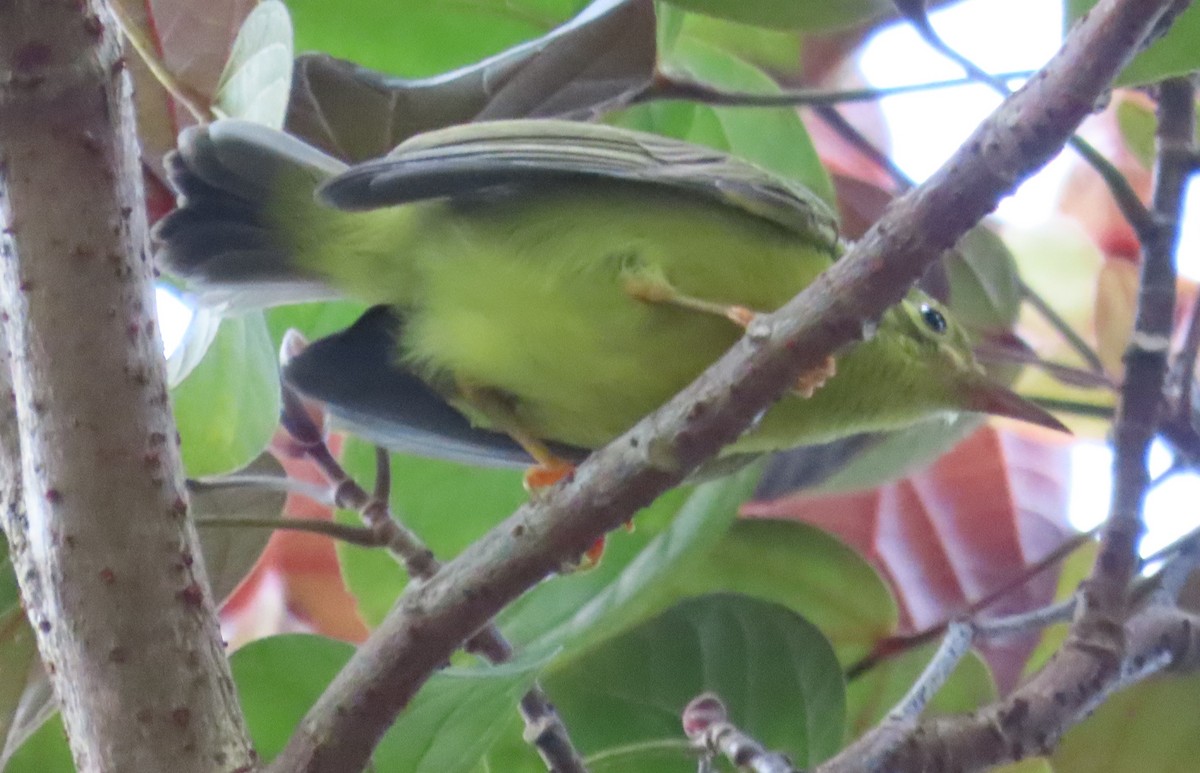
[264, 1, 1187, 770]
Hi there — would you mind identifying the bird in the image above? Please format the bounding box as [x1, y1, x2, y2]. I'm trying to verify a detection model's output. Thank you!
[154, 118, 1065, 489]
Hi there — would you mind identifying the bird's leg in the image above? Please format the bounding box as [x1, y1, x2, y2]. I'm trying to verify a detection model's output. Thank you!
[457, 382, 615, 569]
[455, 382, 576, 492]
[621, 266, 837, 397]
[621, 265, 756, 327]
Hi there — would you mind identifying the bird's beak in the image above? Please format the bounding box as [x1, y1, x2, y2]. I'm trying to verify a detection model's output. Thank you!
[959, 376, 1071, 434]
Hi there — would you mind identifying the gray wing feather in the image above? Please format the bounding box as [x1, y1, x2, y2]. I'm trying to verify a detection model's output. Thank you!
[318, 119, 839, 247]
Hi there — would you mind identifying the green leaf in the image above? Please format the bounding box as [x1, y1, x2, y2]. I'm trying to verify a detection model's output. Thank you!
[265, 300, 368, 350]
[658, 0, 892, 31]
[172, 313, 280, 477]
[617, 34, 835, 206]
[232, 634, 546, 771]
[372, 657, 548, 772]
[498, 463, 763, 660]
[0, 546, 16, 613]
[1067, 1, 1200, 86]
[543, 594, 845, 770]
[287, 0, 655, 161]
[0, 551, 56, 771]
[333, 442, 531, 628]
[214, 0, 295, 126]
[286, 0, 586, 77]
[804, 414, 984, 494]
[1, 713, 71, 773]
[664, 519, 897, 665]
[232, 635, 349, 762]
[1116, 99, 1156, 170]
[191, 452, 289, 604]
[0, 608, 50, 770]
[945, 225, 1023, 333]
[677, 11, 803, 71]
[1053, 671, 1200, 772]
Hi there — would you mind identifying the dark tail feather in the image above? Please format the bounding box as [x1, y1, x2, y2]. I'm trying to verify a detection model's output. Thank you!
[153, 120, 347, 310]
[283, 306, 589, 468]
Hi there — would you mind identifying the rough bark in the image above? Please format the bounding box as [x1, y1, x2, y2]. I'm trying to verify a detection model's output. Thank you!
[0, 1, 254, 770]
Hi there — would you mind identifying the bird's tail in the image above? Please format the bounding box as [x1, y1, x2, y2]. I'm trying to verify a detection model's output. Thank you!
[154, 120, 350, 310]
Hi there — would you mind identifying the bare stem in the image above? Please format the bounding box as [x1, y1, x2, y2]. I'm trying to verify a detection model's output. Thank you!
[1087, 77, 1195, 619]
[638, 70, 1033, 109]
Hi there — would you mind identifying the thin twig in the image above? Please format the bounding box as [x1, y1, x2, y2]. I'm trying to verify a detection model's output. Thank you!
[811, 104, 915, 191]
[818, 603, 1200, 773]
[188, 474, 336, 506]
[1028, 397, 1116, 419]
[637, 70, 1033, 109]
[195, 515, 386, 548]
[1019, 279, 1109, 376]
[973, 597, 1076, 638]
[890, 621, 976, 721]
[280, 387, 588, 773]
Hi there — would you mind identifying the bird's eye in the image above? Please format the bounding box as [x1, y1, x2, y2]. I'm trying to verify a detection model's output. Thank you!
[920, 304, 947, 334]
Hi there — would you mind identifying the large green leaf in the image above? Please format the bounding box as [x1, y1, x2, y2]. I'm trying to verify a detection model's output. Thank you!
[286, 0, 587, 77]
[172, 313, 280, 477]
[664, 519, 897, 665]
[618, 34, 834, 206]
[231, 634, 545, 771]
[1053, 671, 1200, 772]
[658, 0, 892, 31]
[543, 594, 845, 770]
[1067, 0, 1200, 86]
[0, 714, 71, 773]
[286, 0, 656, 161]
[499, 464, 762, 659]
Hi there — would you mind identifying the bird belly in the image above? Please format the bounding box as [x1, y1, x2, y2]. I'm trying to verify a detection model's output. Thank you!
[394, 187, 831, 450]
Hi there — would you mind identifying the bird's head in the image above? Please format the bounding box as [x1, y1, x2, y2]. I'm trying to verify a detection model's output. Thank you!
[878, 290, 1068, 433]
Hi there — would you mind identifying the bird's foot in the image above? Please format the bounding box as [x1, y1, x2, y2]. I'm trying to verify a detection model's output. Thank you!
[793, 356, 837, 398]
[522, 458, 576, 493]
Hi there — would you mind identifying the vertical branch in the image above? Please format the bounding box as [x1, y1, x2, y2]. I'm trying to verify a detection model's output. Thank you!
[0, 1, 253, 770]
[1087, 77, 1196, 618]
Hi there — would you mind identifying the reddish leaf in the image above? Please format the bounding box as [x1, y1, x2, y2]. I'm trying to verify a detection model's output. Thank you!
[830, 173, 894, 241]
[743, 425, 1075, 690]
[1056, 93, 1153, 263]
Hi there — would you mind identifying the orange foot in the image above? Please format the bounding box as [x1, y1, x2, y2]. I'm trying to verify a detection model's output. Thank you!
[794, 356, 837, 398]
[522, 458, 577, 493]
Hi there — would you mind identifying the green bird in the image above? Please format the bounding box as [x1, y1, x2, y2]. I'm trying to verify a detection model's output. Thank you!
[155, 118, 1064, 486]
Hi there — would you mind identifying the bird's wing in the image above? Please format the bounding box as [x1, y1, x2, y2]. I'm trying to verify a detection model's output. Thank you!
[318, 119, 839, 247]
[283, 306, 590, 468]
